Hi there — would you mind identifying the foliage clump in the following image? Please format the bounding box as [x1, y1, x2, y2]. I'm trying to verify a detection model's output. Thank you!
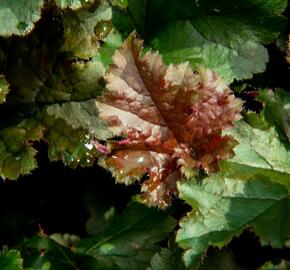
[0, 0, 289, 269]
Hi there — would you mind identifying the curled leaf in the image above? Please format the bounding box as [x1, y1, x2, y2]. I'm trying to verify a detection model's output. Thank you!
[96, 33, 243, 207]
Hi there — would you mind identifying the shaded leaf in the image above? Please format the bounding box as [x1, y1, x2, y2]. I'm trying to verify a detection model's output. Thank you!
[55, 0, 95, 10]
[146, 248, 186, 270]
[76, 202, 176, 270]
[94, 31, 123, 69]
[0, 2, 120, 178]
[38, 112, 100, 167]
[0, 75, 10, 104]
[45, 100, 111, 139]
[49, 233, 80, 248]
[3, 14, 104, 105]
[243, 110, 269, 130]
[0, 249, 23, 270]
[114, 0, 287, 82]
[259, 260, 290, 270]
[110, 0, 128, 9]
[199, 248, 244, 270]
[96, 33, 242, 207]
[258, 89, 290, 142]
[0, 119, 42, 180]
[61, 1, 112, 58]
[21, 235, 79, 270]
[0, 0, 44, 36]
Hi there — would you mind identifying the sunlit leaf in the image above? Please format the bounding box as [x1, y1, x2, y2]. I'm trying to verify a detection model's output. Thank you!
[176, 120, 290, 268]
[96, 33, 242, 207]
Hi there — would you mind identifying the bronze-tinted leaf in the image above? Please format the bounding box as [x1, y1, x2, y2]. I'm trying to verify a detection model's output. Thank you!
[96, 33, 243, 207]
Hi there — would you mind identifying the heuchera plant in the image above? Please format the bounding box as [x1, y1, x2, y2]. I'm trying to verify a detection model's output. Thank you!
[95, 33, 243, 207]
[0, 0, 289, 269]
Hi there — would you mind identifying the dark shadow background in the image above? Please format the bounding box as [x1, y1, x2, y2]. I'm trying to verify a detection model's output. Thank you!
[0, 142, 139, 246]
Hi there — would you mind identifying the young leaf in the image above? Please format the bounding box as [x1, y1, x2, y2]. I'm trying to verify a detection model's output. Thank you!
[0, 249, 23, 270]
[0, 0, 44, 36]
[96, 33, 242, 207]
[76, 202, 176, 270]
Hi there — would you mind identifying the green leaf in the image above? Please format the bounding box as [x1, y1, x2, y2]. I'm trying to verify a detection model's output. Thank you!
[110, 0, 128, 9]
[83, 189, 116, 235]
[18, 203, 175, 269]
[2, 1, 120, 104]
[61, 1, 112, 58]
[94, 31, 123, 69]
[0, 2, 122, 178]
[55, 0, 95, 10]
[176, 120, 290, 269]
[45, 100, 111, 140]
[221, 118, 290, 212]
[76, 202, 176, 270]
[243, 110, 269, 130]
[3, 21, 104, 105]
[198, 248, 244, 270]
[146, 248, 186, 270]
[0, 249, 23, 270]
[150, 21, 268, 83]
[21, 235, 79, 270]
[177, 175, 290, 269]
[1, 1, 121, 104]
[259, 260, 290, 270]
[49, 233, 80, 248]
[225, 121, 290, 176]
[0, 119, 42, 180]
[115, 0, 287, 82]
[0, 75, 10, 104]
[38, 112, 100, 167]
[258, 89, 290, 142]
[0, 0, 44, 36]
[60, 0, 123, 71]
